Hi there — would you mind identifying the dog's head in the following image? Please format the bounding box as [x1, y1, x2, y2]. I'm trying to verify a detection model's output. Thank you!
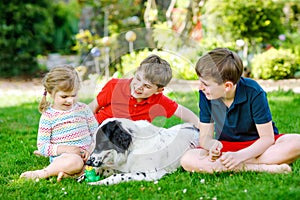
[86, 120, 132, 167]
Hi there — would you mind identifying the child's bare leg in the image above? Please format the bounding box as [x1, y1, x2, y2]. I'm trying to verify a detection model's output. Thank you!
[235, 163, 291, 173]
[181, 149, 226, 173]
[181, 149, 292, 173]
[250, 134, 300, 164]
[20, 154, 84, 181]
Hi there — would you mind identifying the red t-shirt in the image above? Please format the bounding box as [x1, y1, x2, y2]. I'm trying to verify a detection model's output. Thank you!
[95, 78, 178, 124]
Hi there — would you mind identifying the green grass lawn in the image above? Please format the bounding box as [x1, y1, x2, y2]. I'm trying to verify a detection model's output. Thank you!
[0, 90, 300, 200]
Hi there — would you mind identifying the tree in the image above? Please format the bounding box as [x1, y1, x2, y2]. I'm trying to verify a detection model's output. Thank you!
[0, 0, 54, 77]
[202, 0, 284, 57]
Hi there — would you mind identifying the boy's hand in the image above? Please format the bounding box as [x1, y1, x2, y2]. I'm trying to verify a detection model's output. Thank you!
[208, 140, 223, 161]
[220, 152, 244, 170]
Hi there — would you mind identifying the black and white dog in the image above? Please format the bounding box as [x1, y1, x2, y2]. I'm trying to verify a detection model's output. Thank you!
[84, 118, 199, 185]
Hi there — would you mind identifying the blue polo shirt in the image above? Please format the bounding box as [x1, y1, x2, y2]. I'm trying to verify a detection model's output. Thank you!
[199, 77, 279, 142]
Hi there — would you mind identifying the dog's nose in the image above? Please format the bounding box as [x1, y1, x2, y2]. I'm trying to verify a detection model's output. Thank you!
[86, 157, 95, 166]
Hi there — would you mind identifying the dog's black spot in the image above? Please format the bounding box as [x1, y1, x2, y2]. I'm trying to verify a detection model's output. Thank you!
[99, 121, 132, 153]
[121, 178, 124, 180]
[128, 177, 132, 179]
[141, 172, 146, 177]
[113, 174, 117, 177]
[136, 173, 140, 175]
[121, 173, 124, 176]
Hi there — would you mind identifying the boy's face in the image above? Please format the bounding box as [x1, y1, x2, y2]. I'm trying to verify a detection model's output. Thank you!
[130, 71, 163, 100]
[199, 77, 225, 100]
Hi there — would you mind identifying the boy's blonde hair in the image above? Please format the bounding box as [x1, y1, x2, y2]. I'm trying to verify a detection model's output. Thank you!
[39, 65, 80, 113]
[137, 54, 172, 88]
[195, 48, 244, 85]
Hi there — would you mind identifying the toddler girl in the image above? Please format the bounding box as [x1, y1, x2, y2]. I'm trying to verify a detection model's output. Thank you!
[20, 66, 98, 181]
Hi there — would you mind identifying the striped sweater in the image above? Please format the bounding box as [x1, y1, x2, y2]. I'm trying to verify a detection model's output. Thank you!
[37, 102, 98, 157]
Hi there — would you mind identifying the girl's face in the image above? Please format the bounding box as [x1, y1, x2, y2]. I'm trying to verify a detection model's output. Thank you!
[199, 77, 225, 100]
[130, 71, 163, 101]
[51, 89, 78, 111]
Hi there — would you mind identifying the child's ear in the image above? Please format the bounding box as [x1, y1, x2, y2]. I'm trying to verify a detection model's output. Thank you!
[224, 81, 234, 91]
[155, 87, 164, 94]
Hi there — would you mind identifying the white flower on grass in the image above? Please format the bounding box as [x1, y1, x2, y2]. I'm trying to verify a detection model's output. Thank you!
[200, 179, 205, 184]
[199, 197, 203, 200]
[153, 180, 158, 184]
[158, 187, 161, 191]
[35, 178, 39, 182]
[244, 189, 248, 193]
[212, 197, 217, 200]
[183, 188, 187, 193]
[62, 188, 65, 191]
[64, 192, 67, 195]
[97, 196, 101, 199]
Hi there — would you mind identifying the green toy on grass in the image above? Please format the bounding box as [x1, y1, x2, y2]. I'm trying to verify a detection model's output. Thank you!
[84, 166, 101, 182]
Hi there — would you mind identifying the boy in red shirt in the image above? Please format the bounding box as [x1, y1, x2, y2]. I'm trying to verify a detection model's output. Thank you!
[89, 54, 200, 127]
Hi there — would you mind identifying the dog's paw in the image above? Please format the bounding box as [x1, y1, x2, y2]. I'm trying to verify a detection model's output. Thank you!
[76, 174, 86, 183]
[87, 180, 107, 186]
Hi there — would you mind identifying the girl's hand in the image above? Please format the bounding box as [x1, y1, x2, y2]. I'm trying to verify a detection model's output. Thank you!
[220, 152, 244, 170]
[208, 141, 223, 161]
[80, 149, 90, 162]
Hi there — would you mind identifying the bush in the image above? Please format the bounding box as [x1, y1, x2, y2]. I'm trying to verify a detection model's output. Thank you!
[250, 48, 300, 80]
[0, 1, 80, 78]
[0, 1, 54, 78]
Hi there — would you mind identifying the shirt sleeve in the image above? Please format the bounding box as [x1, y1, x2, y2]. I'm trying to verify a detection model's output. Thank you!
[37, 113, 57, 156]
[96, 79, 114, 107]
[199, 90, 213, 123]
[251, 91, 273, 124]
[85, 104, 98, 137]
[159, 95, 178, 118]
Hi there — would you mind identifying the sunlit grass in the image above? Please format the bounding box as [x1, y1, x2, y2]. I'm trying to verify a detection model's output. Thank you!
[1, 90, 300, 199]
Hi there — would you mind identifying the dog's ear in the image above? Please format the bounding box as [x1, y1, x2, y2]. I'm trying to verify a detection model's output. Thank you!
[101, 121, 132, 152]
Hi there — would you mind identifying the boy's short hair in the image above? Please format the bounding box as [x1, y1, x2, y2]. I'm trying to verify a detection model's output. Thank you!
[195, 48, 244, 84]
[137, 54, 172, 88]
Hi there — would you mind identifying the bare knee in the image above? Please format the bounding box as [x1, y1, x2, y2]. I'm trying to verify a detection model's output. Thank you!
[180, 152, 191, 171]
[180, 149, 211, 172]
[59, 154, 84, 174]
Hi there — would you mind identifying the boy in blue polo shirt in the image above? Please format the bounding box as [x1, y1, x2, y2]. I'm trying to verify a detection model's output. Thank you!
[181, 48, 300, 173]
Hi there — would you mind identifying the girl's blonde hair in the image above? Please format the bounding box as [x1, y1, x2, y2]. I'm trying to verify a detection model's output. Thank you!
[39, 65, 80, 113]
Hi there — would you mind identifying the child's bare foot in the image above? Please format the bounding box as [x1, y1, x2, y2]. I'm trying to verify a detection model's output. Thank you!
[57, 171, 71, 182]
[20, 169, 49, 179]
[244, 163, 291, 173]
[268, 163, 291, 173]
[33, 150, 43, 157]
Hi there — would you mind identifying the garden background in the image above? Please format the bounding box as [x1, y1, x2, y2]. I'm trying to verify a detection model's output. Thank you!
[1, 0, 300, 199]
